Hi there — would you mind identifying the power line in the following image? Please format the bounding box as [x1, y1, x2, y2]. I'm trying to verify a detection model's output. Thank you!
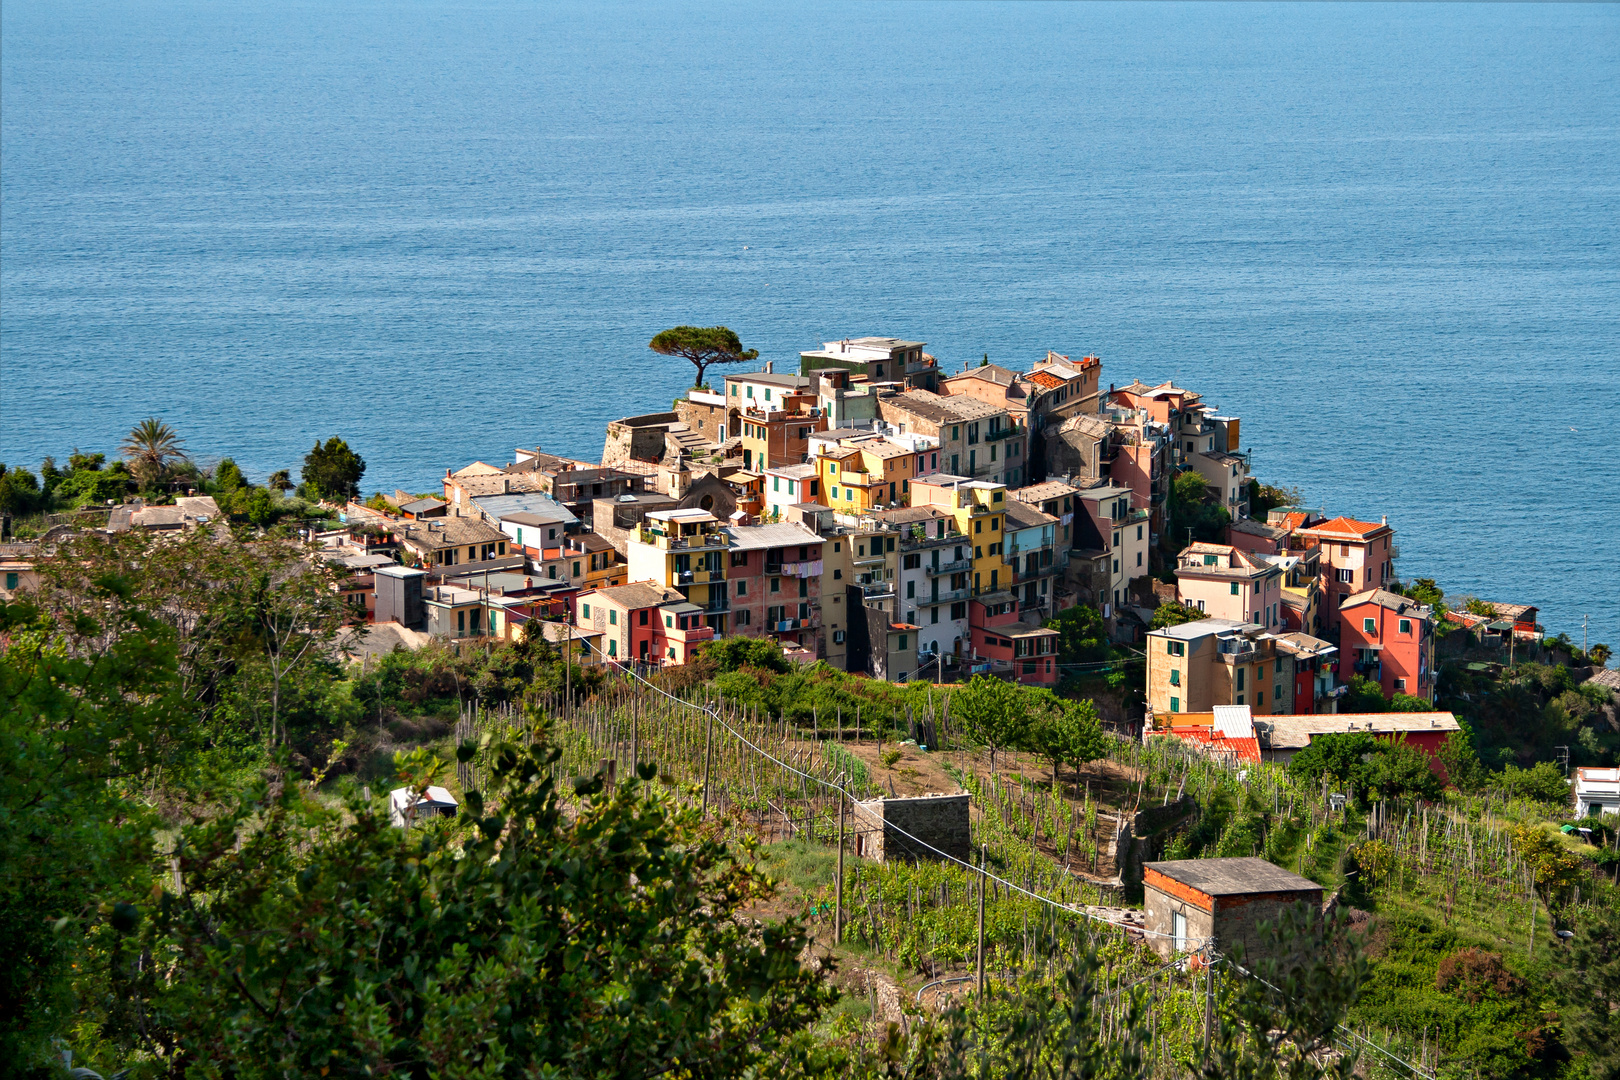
[559, 636, 1205, 945]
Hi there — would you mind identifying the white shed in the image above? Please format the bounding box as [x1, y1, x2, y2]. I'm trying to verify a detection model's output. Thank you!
[1574, 767, 1620, 818]
[389, 785, 459, 827]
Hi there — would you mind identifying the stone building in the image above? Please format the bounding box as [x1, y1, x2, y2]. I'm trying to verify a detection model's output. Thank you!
[1142, 857, 1322, 961]
[853, 793, 971, 863]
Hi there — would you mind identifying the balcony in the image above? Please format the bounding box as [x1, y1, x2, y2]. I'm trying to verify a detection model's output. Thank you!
[861, 582, 895, 600]
[1012, 565, 1050, 584]
[906, 357, 936, 374]
[984, 427, 1018, 441]
[675, 568, 725, 585]
[924, 557, 972, 577]
[928, 585, 971, 605]
[773, 559, 824, 578]
[852, 551, 887, 567]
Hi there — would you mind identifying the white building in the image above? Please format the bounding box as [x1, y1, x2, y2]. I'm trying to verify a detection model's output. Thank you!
[1574, 767, 1620, 818]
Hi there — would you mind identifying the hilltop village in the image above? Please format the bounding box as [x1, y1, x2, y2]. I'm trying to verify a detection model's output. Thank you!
[7, 334, 1610, 761]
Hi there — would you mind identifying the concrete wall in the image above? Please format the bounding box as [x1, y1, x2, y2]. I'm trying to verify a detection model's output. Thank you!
[1114, 795, 1200, 890]
[855, 793, 971, 864]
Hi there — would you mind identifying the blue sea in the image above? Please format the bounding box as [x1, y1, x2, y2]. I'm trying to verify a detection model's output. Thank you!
[3, 2, 1617, 651]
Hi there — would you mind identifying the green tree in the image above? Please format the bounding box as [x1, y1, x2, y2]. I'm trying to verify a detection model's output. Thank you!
[1553, 900, 1620, 1078]
[301, 437, 367, 502]
[1490, 761, 1570, 805]
[649, 325, 759, 389]
[952, 674, 1024, 770]
[128, 730, 833, 1077]
[0, 464, 45, 517]
[1044, 604, 1109, 664]
[51, 458, 132, 507]
[1247, 480, 1302, 520]
[1436, 725, 1487, 793]
[119, 417, 188, 488]
[266, 468, 293, 492]
[704, 635, 792, 675]
[1338, 674, 1388, 714]
[1022, 691, 1106, 791]
[1510, 825, 1582, 908]
[213, 457, 247, 493]
[1287, 731, 1379, 796]
[1590, 643, 1613, 667]
[0, 586, 181, 1067]
[1150, 602, 1203, 630]
[1364, 740, 1443, 802]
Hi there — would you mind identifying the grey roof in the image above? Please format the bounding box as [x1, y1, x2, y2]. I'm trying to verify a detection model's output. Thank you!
[1229, 517, 1286, 539]
[1003, 499, 1058, 530]
[1341, 588, 1430, 616]
[583, 581, 685, 609]
[1144, 857, 1320, 896]
[474, 493, 579, 525]
[722, 522, 824, 551]
[400, 497, 447, 514]
[374, 564, 429, 580]
[399, 516, 509, 549]
[1254, 713, 1460, 750]
[1149, 618, 1261, 641]
[1011, 480, 1080, 503]
[727, 371, 812, 390]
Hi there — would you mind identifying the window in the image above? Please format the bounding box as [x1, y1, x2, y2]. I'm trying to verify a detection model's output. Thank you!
[580, 603, 590, 619]
[1236, 668, 1245, 690]
[609, 610, 617, 626]
[1363, 617, 1376, 633]
[735, 579, 747, 596]
[1276, 659, 1285, 676]
[833, 569, 842, 579]
[1137, 525, 1143, 541]
[833, 630, 846, 644]
[1394, 677, 1407, 692]
[1256, 691, 1264, 706]
[669, 647, 677, 659]
[4, 573, 15, 591]
[770, 578, 780, 593]
[638, 609, 648, 626]
[1230, 582, 1239, 595]
[1170, 696, 1180, 714]
[906, 580, 915, 599]
[1399, 618, 1412, 634]
[608, 639, 617, 657]
[665, 614, 673, 628]
[1167, 641, 1185, 657]
[573, 561, 581, 576]
[731, 550, 748, 567]
[898, 634, 908, 650]
[1137, 551, 1143, 567]
[989, 519, 998, 532]
[735, 609, 751, 626]
[1169, 669, 1180, 686]
[931, 607, 940, 624]
[1337, 569, 1354, 583]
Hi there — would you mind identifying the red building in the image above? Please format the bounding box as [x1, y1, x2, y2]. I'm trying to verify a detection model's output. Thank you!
[968, 594, 1059, 685]
[1337, 588, 1434, 701]
[1292, 516, 1396, 636]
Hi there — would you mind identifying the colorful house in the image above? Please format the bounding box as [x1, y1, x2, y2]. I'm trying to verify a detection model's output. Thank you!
[624, 508, 732, 633]
[1145, 618, 1296, 722]
[1292, 516, 1396, 635]
[1337, 588, 1434, 701]
[720, 522, 824, 651]
[576, 580, 712, 666]
[1173, 543, 1284, 630]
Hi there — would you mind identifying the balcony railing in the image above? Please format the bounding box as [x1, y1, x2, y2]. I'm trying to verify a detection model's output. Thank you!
[984, 427, 1018, 441]
[861, 583, 895, 599]
[852, 551, 887, 566]
[924, 557, 972, 576]
[928, 585, 971, 604]
[773, 559, 824, 578]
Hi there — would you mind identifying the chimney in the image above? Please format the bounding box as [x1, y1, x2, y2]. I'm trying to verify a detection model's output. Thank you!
[765, 360, 773, 374]
[1381, 515, 1387, 525]
[503, 477, 511, 494]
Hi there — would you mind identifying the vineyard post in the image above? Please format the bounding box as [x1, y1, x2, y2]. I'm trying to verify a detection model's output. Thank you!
[701, 705, 715, 820]
[835, 779, 846, 945]
[976, 843, 987, 996]
[1202, 938, 1216, 1067]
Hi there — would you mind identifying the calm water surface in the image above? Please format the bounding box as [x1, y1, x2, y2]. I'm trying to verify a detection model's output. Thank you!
[3, 2, 1617, 648]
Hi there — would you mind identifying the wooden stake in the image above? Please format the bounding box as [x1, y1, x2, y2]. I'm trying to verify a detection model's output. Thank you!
[836, 783, 846, 945]
[701, 705, 715, 820]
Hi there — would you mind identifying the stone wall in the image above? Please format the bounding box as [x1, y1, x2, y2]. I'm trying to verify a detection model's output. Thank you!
[854, 793, 971, 864]
[676, 398, 728, 444]
[1114, 794, 1200, 892]
[602, 413, 680, 469]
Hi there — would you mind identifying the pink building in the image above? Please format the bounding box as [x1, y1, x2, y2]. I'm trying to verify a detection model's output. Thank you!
[1292, 516, 1396, 636]
[1337, 588, 1434, 701]
[1173, 543, 1284, 630]
[721, 522, 825, 652]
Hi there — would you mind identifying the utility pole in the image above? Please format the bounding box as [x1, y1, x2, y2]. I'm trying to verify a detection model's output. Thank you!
[701, 705, 715, 819]
[976, 844, 987, 996]
[1584, 614, 1589, 660]
[834, 779, 846, 945]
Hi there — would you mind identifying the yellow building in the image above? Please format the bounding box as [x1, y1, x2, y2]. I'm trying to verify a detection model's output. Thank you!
[816, 436, 917, 512]
[625, 508, 732, 632]
[909, 476, 1012, 596]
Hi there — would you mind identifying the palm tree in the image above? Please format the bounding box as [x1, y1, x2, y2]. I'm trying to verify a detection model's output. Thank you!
[121, 418, 188, 487]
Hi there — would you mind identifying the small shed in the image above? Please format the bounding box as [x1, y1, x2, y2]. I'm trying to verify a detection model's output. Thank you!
[389, 785, 459, 828]
[854, 793, 970, 864]
[1142, 857, 1322, 961]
